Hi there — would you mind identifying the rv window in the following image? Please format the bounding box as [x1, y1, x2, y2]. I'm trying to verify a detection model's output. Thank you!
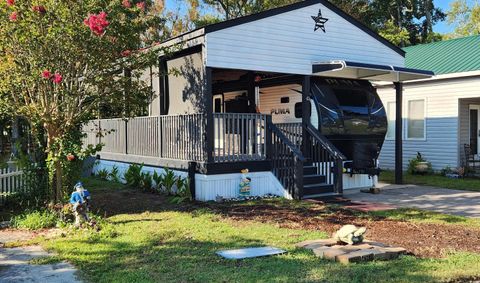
[333, 88, 369, 115]
[281, 97, 290, 104]
[295, 103, 302, 118]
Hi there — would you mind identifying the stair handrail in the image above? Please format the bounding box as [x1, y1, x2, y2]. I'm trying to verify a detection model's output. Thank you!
[269, 122, 306, 162]
[306, 123, 346, 161]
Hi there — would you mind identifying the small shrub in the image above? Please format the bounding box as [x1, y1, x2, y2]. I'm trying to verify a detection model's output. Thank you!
[170, 176, 191, 204]
[124, 163, 143, 188]
[407, 152, 433, 175]
[153, 171, 163, 192]
[109, 165, 121, 183]
[11, 210, 59, 230]
[96, 168, 109, 180]
[161, 167, 177, 195]
[139, 172, 153, 192]
[440, 166, 453, 176]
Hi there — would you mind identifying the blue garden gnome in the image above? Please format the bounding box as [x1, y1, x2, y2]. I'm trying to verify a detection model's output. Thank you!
[70, 182, 91, 227]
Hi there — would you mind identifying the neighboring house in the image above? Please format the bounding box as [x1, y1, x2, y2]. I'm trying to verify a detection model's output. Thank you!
[378, 35, 480, 171]
[83, 0, 431, 201]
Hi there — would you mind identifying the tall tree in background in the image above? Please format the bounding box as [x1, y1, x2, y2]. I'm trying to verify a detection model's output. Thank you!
[447, 0, 480, 37]
[184, 0, 445, 46]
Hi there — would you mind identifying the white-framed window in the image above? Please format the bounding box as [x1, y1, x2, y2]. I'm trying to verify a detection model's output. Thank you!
[407, 99, 426, 140]
[386, 102, 396, 139]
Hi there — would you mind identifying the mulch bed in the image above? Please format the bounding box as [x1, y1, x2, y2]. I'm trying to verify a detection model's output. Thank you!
[207, 201, 480, 259]
[92, 188, 480, 259]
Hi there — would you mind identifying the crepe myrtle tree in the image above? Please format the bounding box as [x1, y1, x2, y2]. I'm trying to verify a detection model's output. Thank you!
[0, 0, 166, 202]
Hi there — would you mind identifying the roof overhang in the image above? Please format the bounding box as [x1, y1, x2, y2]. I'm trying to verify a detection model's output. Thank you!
[312, 60, 434, 82]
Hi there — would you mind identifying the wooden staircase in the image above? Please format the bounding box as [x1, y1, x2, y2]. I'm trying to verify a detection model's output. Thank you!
[302, 163, 335, 198]
[268, 121, 345, 200]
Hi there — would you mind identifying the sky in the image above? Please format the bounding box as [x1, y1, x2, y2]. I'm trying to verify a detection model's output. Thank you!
[164, 0, 463, 35]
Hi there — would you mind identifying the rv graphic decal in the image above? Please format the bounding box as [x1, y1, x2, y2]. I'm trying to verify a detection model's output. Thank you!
[311, 9, 328, 32]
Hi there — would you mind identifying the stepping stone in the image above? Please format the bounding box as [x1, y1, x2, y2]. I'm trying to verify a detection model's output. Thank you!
[312, 246, 332, 257]
[370, 248, 395, 260]
[296, 238, 407, 264]
[323, 248, 348, 260]
[363, 240, 389, 248]
[295, 239, 337, 249]
[336, 249, 375, 264]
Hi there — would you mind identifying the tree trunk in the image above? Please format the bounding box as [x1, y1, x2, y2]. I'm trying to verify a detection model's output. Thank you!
[12, 116, 20, 157]
[46, 126, 63, 203]
[54, 159, 63, 202]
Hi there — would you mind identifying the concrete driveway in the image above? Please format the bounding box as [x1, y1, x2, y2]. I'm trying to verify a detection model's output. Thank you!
[344, 183, 480, 218]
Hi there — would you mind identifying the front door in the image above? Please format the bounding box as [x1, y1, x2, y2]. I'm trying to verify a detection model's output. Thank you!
[469, 105, 480, 156]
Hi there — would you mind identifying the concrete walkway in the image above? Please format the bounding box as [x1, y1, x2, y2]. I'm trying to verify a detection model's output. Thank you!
[0, 229, 81, 283]
[0, 246, 80, 283]
[344, 183, 480, 218]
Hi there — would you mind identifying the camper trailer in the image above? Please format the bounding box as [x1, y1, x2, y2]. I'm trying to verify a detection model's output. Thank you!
[83, 0, 433, 201]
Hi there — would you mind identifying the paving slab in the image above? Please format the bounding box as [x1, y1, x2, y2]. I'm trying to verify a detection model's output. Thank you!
[344, 183, 480, 217]
[0, 245, 81, 283]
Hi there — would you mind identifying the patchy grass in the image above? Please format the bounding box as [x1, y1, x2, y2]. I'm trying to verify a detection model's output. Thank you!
[380, 170, 480, 192]
[10, 210, 59, 230]
[29, 255, 63, 265]
[34, 178, 480, 283]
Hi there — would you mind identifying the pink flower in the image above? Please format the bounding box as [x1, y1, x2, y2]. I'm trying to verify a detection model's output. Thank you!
[52, 73, 62, 84]
[122, 0, 131, 8]
[9, 11, 17, 21]
[6, 0, 14, 6]
[84, 12, 109, 36]
[42, 70, 51, 79]
[32, 5, 46, 14]
[120, 50, 131, 57]
[136, 1, 145, 11]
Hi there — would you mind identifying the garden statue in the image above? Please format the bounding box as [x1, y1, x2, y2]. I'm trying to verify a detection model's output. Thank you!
[69, 182, 91, 227]
[333, 225, 367, 245]
[239, 169, 251, 198]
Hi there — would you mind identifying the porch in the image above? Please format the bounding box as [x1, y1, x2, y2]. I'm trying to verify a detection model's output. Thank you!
[82, 111, 343, 200]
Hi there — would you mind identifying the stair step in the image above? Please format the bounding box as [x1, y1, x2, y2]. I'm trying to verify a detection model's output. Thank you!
[302, 192, 341, 199]
[303, 166, 317, 175]
[303, 183, 334, 195]
[304, 174, 327, 185]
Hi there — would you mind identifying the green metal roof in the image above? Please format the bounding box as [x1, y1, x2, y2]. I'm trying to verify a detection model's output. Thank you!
[403, 35, 480, 75]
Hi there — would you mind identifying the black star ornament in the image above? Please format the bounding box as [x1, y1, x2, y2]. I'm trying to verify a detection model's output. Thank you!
[311, 9, 328, 32]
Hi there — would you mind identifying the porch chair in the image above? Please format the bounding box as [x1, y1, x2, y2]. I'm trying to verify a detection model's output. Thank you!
[463, 144, 478, 172]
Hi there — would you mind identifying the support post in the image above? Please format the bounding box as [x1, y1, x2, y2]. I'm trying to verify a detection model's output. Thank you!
[205, 67, 214, 163]
[294, 156, 304, 200]
[188, 161, 196, 200]
[265, 115, 273, 159]
[302, 76, 311, 159]
[394, 82, 403, 184]
[334, 159, 344, 194]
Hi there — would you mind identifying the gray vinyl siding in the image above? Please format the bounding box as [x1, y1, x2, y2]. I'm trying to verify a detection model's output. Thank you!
[167, 51, 205, 114]
[205, 2, 404, 75]
[378, 76, 480, 171]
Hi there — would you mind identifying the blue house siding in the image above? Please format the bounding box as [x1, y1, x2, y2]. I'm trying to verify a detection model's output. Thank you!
[376, 75, 480, 172]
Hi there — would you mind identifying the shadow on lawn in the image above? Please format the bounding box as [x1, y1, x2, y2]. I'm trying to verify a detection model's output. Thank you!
[57, 232, 435, 283]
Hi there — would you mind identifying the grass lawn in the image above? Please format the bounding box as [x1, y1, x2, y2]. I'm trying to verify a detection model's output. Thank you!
[380, 170, 480, 192]
[34, 178, 480, 283]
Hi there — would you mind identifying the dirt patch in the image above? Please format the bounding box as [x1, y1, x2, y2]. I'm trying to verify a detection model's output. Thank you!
[207, 201, 480, 259]
[91, 188, 480, 259]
